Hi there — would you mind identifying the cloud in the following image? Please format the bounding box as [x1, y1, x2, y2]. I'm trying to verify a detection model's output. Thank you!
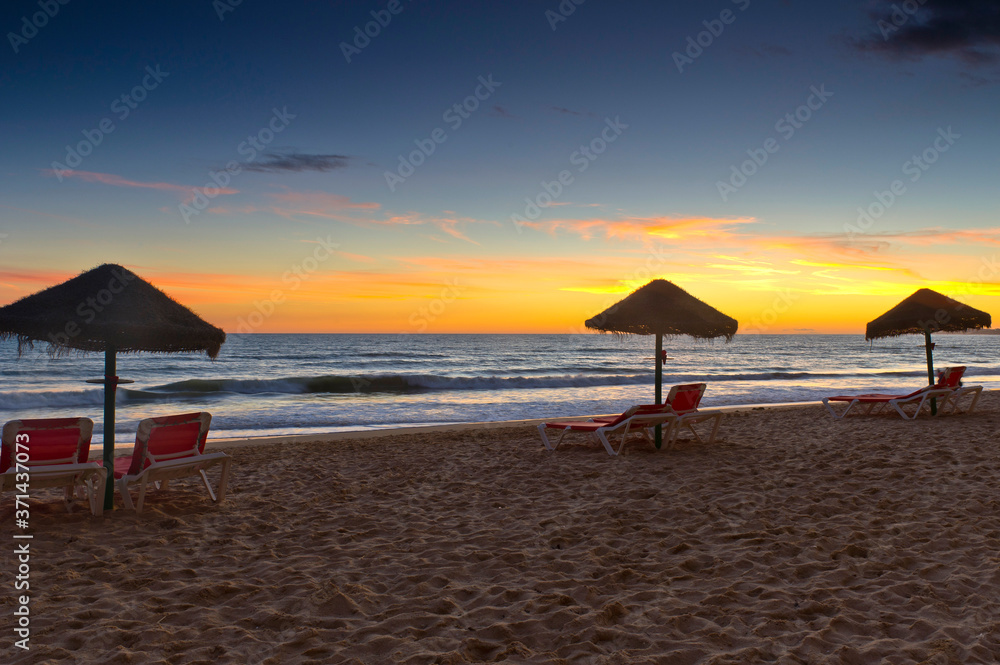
[378, 213, 485, 245]
[267, 189, 379, 212]
[42, 169, 237, 204]
[217, 188, 485, 244]
[521, 215, 757, 243]
[856, 0, 1000, 63]
[242, 152, 351, 173]
[490, 105, 514, 118]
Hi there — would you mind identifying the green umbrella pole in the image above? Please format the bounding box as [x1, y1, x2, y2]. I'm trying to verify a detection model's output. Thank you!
[655, 333, 663, 449]
[924, 329, 936, 416]
[102, 345, 116, 510]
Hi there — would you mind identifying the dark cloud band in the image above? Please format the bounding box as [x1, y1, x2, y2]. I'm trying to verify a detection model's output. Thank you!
[243, 153, 351, 173]
[857, 0, 1000, 63]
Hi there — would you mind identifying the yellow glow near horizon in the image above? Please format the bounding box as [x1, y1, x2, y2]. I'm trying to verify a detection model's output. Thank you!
[2, 215, 998, 334]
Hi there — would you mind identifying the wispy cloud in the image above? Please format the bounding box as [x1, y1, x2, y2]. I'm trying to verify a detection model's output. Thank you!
[378, 213, 486, 245]
[242, 152, 352, 173]
[267, 189, 380, 212]
[42, 169, 238, 204]
[521, 215, 757, 242]
[208, 188, 486, 244]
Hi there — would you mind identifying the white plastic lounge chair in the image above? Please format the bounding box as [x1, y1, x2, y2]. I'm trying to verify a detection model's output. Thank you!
[823, 387, 956, 420]
[114, 412, 231, 513]
[942, 384, 983, 414]
[823, 366, 967, 420]
[658, 383, 724, 448]
[538, 403, 677, 456]
[1, 418, 106, 516]
[933, 366, 982, 415]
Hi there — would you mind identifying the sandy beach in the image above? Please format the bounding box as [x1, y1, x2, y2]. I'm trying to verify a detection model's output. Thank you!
[3, 395, 1000, 664]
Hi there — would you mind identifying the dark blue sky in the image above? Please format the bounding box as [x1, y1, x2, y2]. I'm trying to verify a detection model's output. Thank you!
[2, 0, 999, 332]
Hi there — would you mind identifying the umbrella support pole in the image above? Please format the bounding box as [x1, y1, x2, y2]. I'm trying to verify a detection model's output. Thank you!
[655, 334, 663, 449]
[924, 329, 937, 416]
[102, 346, 116, 510]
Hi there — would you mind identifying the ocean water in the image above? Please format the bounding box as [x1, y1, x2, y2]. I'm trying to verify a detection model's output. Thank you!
[1, 333, 998, 445]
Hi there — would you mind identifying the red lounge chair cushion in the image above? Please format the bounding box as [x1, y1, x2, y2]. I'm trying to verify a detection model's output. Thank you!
[116, 417, 205, 478]
[1, 419, 91, 472]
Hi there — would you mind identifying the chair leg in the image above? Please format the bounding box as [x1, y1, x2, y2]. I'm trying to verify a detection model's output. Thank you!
[700, 413, 723, 444]
[823, 399, 858, 419]
[595, 430, 617, 456]
[951, 387, 983, 414]
[890, 399, 919, 420]
[136, 476, 150, 514]
[216, 458, 231, 503]
[537, 424, 552, 451]
[964, 387, 983, 414]
[538, 425, 572, 452]
[118, 477, 136, 512]
[674, 413, 722, 445]
[199, 469, 217, 502]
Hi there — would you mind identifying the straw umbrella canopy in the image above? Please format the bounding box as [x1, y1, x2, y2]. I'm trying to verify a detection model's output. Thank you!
[0, 263, 225, 508]
[866, 288, 990, 386]
[585, 279, 738, 448]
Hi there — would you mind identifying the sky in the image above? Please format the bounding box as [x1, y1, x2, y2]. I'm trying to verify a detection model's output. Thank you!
[2, 0, 999, 334]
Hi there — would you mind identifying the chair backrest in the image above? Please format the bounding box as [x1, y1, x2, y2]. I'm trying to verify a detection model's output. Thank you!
[602, 403, 674, 427]
[935, 366, 966, 388]
[665, 383, 707, 415]
[124, 412, 212, 476]
[0, 418, 94, 473]
[603, 404, 642, 427]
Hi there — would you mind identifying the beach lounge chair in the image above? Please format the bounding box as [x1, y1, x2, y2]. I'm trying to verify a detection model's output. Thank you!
[114, 412, 231, 513]
[822, 367, 966, 420]
[538, 403, 677, 456]
[933, 366, 983, 415]
[1, 418, 106, 516]
[659, 383, 724, 448]
[592, 383, 723, 448]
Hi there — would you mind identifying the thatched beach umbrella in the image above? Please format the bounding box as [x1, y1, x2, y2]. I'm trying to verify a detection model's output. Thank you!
[585, 279, 738, 448]
[866, 288, 991, 388]
[0, 263, 225, 509]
